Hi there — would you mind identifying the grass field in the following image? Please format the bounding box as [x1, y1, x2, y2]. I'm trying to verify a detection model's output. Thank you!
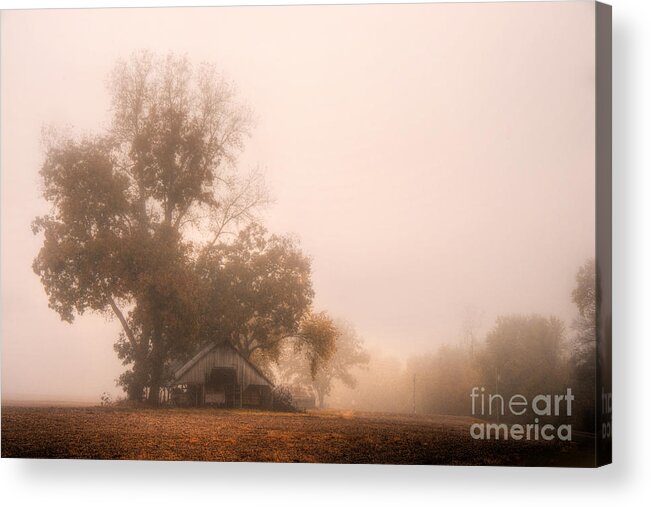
[1, 406, 594, 466]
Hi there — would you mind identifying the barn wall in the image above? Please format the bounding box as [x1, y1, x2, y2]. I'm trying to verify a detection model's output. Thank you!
[176, 344, 270, 388]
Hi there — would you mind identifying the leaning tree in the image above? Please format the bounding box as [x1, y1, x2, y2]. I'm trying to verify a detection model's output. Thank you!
[33, 51, 270, 405]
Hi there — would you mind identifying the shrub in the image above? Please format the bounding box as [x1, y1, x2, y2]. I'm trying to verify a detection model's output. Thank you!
[271, 385, 299, 412]
[100, 392, 113, 407]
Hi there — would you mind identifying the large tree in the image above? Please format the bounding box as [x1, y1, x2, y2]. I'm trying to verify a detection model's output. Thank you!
[33, 51, 267, 405]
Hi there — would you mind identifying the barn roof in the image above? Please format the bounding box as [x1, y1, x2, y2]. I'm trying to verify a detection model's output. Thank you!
[171, 341, 274, 386]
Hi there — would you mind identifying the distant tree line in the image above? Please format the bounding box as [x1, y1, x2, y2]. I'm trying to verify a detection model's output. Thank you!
[330, 259, 597, 431]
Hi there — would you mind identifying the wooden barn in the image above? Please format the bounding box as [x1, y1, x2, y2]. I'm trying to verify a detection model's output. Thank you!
[165, 341, 274, 409]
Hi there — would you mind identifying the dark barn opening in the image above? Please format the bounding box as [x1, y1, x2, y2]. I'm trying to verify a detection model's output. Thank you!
[204, 367, 237, 407]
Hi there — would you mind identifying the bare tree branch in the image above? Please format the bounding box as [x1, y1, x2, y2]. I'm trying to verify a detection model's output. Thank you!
[208, 169, 271, 246]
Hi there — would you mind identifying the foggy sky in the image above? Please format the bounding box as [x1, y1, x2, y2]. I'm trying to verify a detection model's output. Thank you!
[1, 2, 596, 401]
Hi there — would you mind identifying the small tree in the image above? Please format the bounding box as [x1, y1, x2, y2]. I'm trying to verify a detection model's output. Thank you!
[311, 321, 369, 408]
[275, 320, 369, 408]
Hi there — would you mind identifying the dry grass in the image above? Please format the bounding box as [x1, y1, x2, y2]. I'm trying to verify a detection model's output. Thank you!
[1, 406, 593, 466]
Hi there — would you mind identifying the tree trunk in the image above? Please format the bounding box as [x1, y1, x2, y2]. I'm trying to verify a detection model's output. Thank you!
[147, 323, 163, 407]
[316, 387, 326, 409]
[128, 342, 149, 402]
[147, 361, 161, 406]
[128, 367, 146, 402]
[109, 297, 148, 401]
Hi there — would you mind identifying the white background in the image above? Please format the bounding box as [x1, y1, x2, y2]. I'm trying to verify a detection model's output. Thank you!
[0, 0, 648, 505]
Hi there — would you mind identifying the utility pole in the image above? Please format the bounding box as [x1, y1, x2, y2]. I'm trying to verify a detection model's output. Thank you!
[412, 373, 416, 414]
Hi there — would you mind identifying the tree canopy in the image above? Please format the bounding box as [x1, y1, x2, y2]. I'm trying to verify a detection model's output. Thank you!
[478, 314, 567, 402]
[194, 223, 337, 373]
[32, 51, 333, 405]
